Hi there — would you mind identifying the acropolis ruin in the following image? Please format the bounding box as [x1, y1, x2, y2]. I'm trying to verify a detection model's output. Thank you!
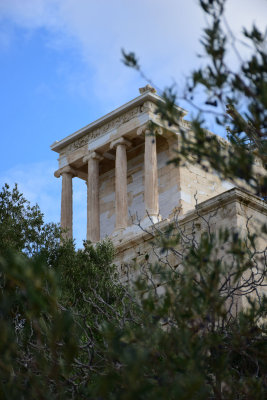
[51, 85, 267, 267]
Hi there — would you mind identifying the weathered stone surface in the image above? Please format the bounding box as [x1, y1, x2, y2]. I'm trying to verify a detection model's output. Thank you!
[54, 166, 76, 240]
[113, 188, 267, 300]
[110, 137, 132, 230]
[84, 152, 103, 242]
[51, 89, 266, 297]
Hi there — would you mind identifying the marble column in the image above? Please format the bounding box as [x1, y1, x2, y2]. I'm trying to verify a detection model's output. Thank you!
[110, 137, 131, 230]
[137, 124, 162, 218]
[83, 151, 103, 242]
[54, 165, 76, 240]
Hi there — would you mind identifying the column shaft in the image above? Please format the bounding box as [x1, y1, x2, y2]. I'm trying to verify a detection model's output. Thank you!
[61, 172, 73, 239]
[110, 137, 131, 231]
[86, 153, 102, 242]
[115, 144, 128, 229]
[144, 132, 159, 216]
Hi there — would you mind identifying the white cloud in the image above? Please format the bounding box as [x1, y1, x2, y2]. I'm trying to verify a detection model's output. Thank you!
[0, 0, 61, 29]
[1, 0, 266, 104]
[225, 0, 266, 35]
[0, 0, 203, 104]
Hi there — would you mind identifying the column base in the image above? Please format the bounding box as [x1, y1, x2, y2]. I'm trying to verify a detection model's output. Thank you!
[111, 226, 126, 239]
[141, 214, 162, 228]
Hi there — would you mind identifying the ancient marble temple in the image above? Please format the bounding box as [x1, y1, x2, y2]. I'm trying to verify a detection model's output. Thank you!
[51, 85, 267, 266]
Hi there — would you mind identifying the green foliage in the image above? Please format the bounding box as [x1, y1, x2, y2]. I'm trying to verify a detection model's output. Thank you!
[0, 183, 61, 256]
[0, 249, 78, 399]
[122, 0, 267, 197]
[56, 240, 118, 312]
[181, 0, 267, 196]
[0, 184, 125, 398]
[116, 0, 267, 398]
[121, 48, 140, 70]
[91, 229, 267, 399]
[57, 240, 137, 396]
[1, 0, 267, 398]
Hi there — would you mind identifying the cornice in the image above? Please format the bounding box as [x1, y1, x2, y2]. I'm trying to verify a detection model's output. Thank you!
[195, 187, 267, 216]
[50, 91, 187, 154]
[113, 188, 267, 255]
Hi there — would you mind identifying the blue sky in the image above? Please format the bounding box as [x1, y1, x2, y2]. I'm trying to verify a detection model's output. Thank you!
[0, 0, 266, 247]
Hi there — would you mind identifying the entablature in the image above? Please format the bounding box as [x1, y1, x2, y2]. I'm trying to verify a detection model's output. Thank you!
[51, 88, 188, 160]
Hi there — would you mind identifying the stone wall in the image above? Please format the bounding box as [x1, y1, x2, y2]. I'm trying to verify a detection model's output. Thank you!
[52, 88, 266, 251]
[113, 189, 267, 296]
[179, 160, 234, 213]
[98, 133, 239, 239]
[99, 136, 181, 239]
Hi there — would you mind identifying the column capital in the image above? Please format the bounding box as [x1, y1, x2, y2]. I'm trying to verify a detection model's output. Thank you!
[83, 151, 103, 164]
[137, 123, 163, 137]
[110, 136, 132, 150]
[54, 165, 77, 178]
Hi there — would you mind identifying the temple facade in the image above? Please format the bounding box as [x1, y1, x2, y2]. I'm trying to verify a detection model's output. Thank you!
[51, 86, 267, 268]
